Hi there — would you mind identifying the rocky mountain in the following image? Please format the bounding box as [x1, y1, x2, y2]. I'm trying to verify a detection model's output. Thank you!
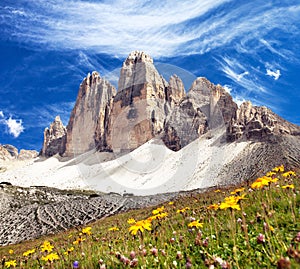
[35, 50, 299, 182]
[1, 50, 300, 245]
[0, 144, 38, 161]
[41, 51, 300, 161]
[64, 71, 116, 156]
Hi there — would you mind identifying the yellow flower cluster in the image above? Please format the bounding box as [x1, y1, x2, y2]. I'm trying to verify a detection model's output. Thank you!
[176, 207, 190, 214]
[40, 241, 54, 253]
[41, 252, 60, 262]
[251, 176, 278, 189]
[152, 206, 165, 215]
[129, 219, 152, 236]
[251, 166, 296, 190]
[282, 171, 296, 178]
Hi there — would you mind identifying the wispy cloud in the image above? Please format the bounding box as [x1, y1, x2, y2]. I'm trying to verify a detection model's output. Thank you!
[0, 111, 3, 118]
[1, 1, 299, 58]
[266, 69, 281, 80]
[24, 102, 75, 128]
[218, 56, 267, 95]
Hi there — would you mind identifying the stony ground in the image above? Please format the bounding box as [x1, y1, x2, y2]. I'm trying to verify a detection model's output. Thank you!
[0, 183, 179, 246]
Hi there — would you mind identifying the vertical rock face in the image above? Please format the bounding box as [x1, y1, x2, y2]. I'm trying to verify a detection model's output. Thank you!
[227, 101, 300, 141]
[187, 78, 237, 128]
[166, 75, 185, 107]
[40, 51, 300, 159]
[106, 51, 172, 153]
[163, 77, 237, 150]
[64, 72, 116, 156]
[41, 116, 67, 157]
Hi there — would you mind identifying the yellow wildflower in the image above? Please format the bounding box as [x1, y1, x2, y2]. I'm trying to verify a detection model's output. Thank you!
[152, 212, 168, 220]
[73, 237, 85, 245]
[152, 206, 164, 215]
[63, 247, 74, 255]
[8, 249, 13, 255]
[269, 225, 275, 232]
[127, 218, 136, 224]
[207, 204, 219, 210]
[281, 184, 295, 189]
[282, 171, 296, 178]
[251, 177, 270, 189]
[266, 171, 276, 177]
[188, 220, 203, 229]
[235, 193, 247, 202]
[82, 226, 92, 235]
[40, 241, 54, 253]
[268, 177, 279, 183]
[168, 201, 174, 205]
[176, 207, 190, 214]
[219, 196, 241, 210]
[230, 187, 245, 194]
[272, 165, 284, 172]
[129, 220, 152, 235]
[41, 252, 60, 262]
[23, 249, 35, 257]
[4, 260, 17, 268]
[108, 226, 119, 231]
[214, 189, 221, 193]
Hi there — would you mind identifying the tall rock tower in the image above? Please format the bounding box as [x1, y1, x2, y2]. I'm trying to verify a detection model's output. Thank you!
[105, 51, 185, 154]
[41, 115, 67, 157]
[64, 72, 116, 157]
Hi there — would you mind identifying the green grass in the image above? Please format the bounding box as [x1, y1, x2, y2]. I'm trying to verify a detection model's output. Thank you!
[0, 166, 299, 268]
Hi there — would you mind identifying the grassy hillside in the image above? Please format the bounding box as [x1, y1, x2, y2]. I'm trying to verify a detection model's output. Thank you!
[0, 165, 299, 268]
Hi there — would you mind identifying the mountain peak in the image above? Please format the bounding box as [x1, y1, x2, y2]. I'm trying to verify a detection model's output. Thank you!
[123, 51, 153, 66]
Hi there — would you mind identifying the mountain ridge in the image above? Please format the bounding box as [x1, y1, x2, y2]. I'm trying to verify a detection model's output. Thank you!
[1, 51, 299, 196]
[40, 51, 300, 159]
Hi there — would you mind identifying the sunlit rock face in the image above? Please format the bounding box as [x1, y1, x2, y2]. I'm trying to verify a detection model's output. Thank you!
[106, 51, 185, 154]
[64, 72, 116, 156]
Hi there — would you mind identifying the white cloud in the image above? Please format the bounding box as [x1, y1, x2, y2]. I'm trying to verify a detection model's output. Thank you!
[0, 111, 4, 118]
[266, 69, 281, 80]
[223, 85, 233, 94]
[5, 117, 25, 138]
[1, 1, 299, 58]
[218, 56, 267, 94]
[233, 96, 246, 107]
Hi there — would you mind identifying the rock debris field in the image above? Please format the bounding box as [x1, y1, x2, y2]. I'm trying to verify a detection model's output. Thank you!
[0, 183, 179, 246]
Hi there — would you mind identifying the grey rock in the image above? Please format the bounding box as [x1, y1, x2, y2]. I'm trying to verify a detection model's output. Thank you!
[227, 101, 300, 141]
[64, 72, 116, 156]
[41, 115, 67, 157]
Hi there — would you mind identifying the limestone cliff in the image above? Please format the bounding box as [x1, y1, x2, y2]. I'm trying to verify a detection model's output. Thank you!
[39, 51, 300, 157]
[106, 51, 184, 153]
[227, 101, 300, 141]
[163, 77, 237, 150]
[41, 116, 67, 157]
[64, 72, 116, 156]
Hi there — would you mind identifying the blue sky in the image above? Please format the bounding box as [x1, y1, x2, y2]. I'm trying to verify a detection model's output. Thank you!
[0, 0, 299, 151]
